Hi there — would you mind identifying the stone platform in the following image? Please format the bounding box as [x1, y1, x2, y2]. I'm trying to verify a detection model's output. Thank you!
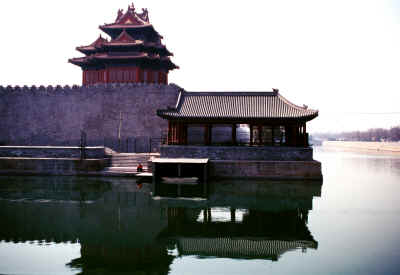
[159, 145, 321, 180]
[209, 160, 322, 180]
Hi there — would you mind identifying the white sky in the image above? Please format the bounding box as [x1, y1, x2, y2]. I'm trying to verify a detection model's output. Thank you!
[0, 0, 399, 133]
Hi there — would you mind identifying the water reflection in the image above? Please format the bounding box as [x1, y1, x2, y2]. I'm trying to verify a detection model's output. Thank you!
[0, 176, 321, 274]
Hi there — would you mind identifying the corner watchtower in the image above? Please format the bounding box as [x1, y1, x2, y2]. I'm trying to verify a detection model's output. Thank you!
[69, 3, 178, 85]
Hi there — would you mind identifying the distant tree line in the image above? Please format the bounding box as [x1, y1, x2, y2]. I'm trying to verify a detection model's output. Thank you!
[312, 125, 400, 142]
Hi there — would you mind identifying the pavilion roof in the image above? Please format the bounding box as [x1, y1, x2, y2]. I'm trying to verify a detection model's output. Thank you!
[99, 3, 163, 38]
[157, 91, 318, 122]
[68, 53, 178, 69]
[76, 35, 108, 54]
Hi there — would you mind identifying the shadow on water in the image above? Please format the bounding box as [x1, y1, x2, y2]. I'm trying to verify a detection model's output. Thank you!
[0, 176, 322, 275]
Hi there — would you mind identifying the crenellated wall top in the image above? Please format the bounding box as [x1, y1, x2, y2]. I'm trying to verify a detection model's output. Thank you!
[0, 83, 183, 95]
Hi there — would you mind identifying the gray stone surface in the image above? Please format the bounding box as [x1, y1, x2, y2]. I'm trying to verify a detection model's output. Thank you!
[0, 146, 105, 159]
[209, 160, 322, 180]
[160, 145, 313, 161]
[0, 83, 181, 150]
[0, 158, 105, 175]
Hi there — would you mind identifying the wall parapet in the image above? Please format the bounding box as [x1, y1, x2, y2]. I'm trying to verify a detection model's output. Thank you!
[0, 83, 183, 95]
[160, 145, 314, 161]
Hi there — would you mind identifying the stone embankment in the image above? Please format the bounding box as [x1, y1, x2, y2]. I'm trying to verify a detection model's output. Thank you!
[0, 146, 157, 176]
[323, 141, 400, 154]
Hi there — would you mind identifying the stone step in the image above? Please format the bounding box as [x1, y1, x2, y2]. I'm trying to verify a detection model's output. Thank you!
[104, 153, 157, 169]
[103, 167, 148, 174]
[107, 158, 150, 162]
[109, 164, 149, 168]
[109, 158, 149, 162]
[108, 159, 148, 163]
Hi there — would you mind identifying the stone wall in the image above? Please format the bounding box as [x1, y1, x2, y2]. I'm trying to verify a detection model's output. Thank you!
[160, 145, 313, 161]
[0, 158, 105, 175]
[0, 83, 181, 151]
[0, 146, 104, 159]
[209, 160, 322, 180]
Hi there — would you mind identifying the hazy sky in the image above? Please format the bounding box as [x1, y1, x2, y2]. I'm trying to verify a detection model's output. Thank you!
[0, 0, 399, 133]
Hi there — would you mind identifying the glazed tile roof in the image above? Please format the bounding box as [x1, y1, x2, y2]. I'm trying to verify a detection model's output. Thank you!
[157, 91, 318, 122]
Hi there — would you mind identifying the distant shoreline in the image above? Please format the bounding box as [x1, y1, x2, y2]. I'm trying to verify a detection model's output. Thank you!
[322, 141, 400, 156]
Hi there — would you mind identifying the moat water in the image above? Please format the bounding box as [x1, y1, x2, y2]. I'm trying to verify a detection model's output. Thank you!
[0, 147, 399, 275]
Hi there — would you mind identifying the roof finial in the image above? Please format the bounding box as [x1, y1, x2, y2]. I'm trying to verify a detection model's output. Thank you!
[138, 8, 149, 22]
[116, 8, 124, 21]
[128, 3, 135, 13]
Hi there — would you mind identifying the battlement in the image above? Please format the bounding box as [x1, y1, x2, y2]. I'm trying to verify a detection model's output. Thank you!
[0, 83, 183, 95]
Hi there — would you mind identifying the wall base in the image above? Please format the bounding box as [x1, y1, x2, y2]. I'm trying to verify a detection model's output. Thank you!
[209, 160, 322, 180]
[0, 158, 105, 176]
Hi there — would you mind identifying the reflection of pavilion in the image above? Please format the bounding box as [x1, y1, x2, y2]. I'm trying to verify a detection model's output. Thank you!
[0, 177, 321, 273]
[159, 187, 318, 261]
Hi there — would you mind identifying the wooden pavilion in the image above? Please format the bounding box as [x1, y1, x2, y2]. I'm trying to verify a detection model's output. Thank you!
[157, 89, 318, 147]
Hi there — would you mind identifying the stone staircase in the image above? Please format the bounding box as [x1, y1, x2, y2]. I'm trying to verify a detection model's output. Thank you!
[103, 153, 159, 175]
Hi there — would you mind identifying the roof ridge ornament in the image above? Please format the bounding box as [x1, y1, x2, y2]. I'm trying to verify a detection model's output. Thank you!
[137, 8, 149, 23]
[116, 9, 124, 21]
[128, 3, 135, 13]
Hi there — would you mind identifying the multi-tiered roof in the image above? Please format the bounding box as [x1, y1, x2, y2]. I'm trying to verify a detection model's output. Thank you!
[69, 3, 178, 85]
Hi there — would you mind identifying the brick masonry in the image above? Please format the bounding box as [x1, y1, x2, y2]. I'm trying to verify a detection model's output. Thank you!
[160, 145, 313, 161]
[209, 160, 322, 180]
[0, 146, 105, 159]
[0, 158, 105, 175]
[0, 83, 181, 150]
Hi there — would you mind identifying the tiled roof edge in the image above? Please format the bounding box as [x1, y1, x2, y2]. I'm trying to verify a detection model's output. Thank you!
[182, 91, 277, 96]
[277, 93, 318, 114]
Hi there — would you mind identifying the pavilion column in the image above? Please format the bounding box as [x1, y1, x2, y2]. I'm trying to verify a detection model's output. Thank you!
[271, 126, 275, 145]
[177, 123, 187, 145]
[173, 122, 177, 145]
[258, 125, 262, 145]
[304, 123, 308, 146]
[296, 124, 301, 147]
[204, 125, 210, 145]
[171, 122, 175, 144]
[250, 125, 253, 146]
[183, 124, 188, 145]
[168, 121, 172, 145]
[208, 125, 213, 145]
[232, 124, 237, 145]
[176, 123, 181, 144]
[204, 124, 212, 145]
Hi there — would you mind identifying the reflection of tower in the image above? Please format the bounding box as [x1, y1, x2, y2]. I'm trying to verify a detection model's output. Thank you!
[68, 190, 173, 274]
[0, 177, 175, 274]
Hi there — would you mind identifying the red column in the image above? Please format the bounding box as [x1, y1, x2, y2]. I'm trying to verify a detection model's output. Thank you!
[82, 71, 86, 85]
[183, 124, 187, 145]
[204, 124, 212, 145]
[232, 124, 237, 145]
[250, 125, 253, 146]
[172, 122, 176, 144]
[271, 126, 275, 145]
[168, 121, 172, 145]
